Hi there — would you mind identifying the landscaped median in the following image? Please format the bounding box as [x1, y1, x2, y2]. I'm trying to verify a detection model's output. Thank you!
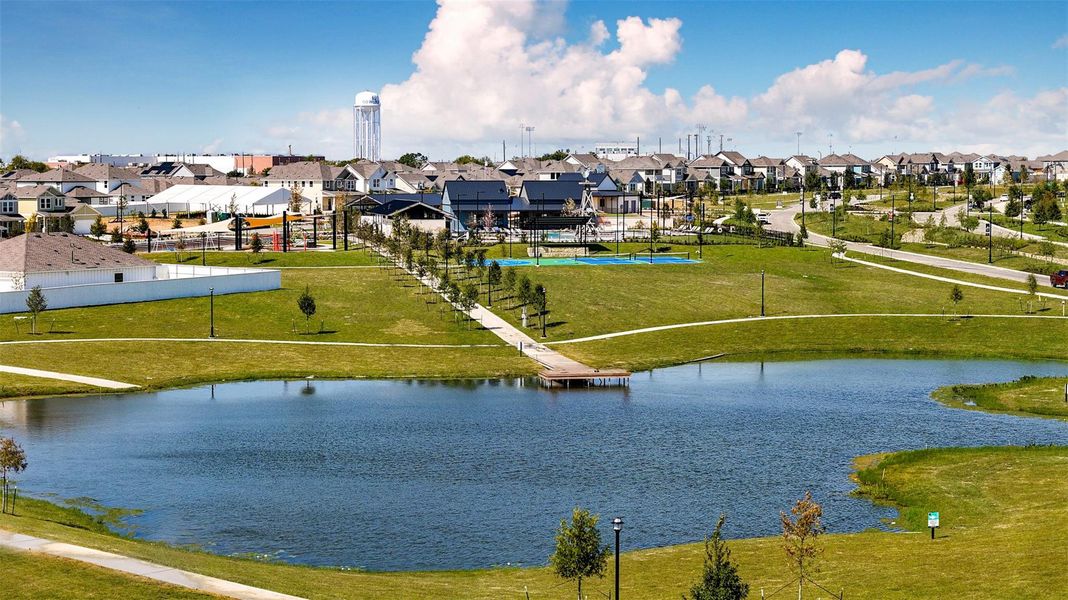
[2, 446, 1065, 599]
[933, 376, 1068, 420]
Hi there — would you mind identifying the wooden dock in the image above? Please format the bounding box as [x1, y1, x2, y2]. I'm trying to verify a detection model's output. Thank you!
[538, 367, 631, 388]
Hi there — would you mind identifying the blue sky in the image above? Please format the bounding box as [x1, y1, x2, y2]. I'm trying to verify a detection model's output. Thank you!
[2, 0, 1066, 161]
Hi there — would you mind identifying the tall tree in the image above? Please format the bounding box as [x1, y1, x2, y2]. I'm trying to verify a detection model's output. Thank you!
[533, 283, 547, 337]
[781, 491, 825, 600]
[537, 149, 569, 161]
[549, 508, 610, 600]
[397, 152, 428, 168]
[684, 514, 750, 600]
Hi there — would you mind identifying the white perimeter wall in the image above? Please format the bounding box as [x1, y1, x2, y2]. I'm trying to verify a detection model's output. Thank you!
[0, 264, 281, 314]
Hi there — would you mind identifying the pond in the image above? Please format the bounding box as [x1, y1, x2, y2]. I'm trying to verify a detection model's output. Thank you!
[2, 359, 1066, 571]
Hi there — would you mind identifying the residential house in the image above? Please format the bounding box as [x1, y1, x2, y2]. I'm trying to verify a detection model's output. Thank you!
[263, 161, 337, 213]
[1038, 150, 1068, 181]
[0, 185, 25, 237]
[16, 169, 96, 194]
[440, 180, 512, 233]
[364, 199, 451, 236]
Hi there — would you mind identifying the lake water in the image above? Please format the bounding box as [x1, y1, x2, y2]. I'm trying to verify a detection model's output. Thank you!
[2, 359, 1066, 571]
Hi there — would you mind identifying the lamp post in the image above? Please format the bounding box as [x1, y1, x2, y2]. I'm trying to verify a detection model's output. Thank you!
[613, 517, 623, 600]
[988, 201, 994, 264]
[209, 287, 215, 338]
[760, 270, 765, 317]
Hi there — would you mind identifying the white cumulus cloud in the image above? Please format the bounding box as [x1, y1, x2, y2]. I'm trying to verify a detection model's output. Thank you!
[266, 1, 1063, 160]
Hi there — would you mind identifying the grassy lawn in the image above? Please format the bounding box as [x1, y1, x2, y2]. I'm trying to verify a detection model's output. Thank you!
[3, 446, 1065, 599]
[0, 548, 213, 600]
[900, 242, 1068, 274]
[0, 342, 536, 399]
[855, 252, 1068, 298]
[556, 315, 1068, 372]
[986, 215, 1068, 243]
[932, 376, 1068, 420]
[800, 210, 905, 245]
[482, 244, 1061, 342]
[0, 372, 99, 399]
[0, 258, 491, 345]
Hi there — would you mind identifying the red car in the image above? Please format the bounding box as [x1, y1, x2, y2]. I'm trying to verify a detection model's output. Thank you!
[1051, 270, 1068, 288]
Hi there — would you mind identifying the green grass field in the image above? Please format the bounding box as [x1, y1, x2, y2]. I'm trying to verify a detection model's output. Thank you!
[932, 376, 1068, 420]
[799, 210, 902, 244]
[4, 244, 1067, 399]
[483, 244, 1062, 342]
[900, 243, 1068, 274]
[3, 446, 1064, 599]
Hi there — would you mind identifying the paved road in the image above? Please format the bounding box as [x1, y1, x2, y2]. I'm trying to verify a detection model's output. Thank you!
[0, 530, 305, 600]
[768, 202, 1061, 289]
[0, 365, 138, 389]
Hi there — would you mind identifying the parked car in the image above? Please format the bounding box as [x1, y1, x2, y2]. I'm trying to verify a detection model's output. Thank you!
[1050, 270, 1068, 288]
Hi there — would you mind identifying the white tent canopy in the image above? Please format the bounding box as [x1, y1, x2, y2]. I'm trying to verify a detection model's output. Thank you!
[96, 185, 292, 217]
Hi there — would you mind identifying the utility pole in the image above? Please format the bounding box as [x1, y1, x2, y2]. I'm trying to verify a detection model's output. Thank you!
[796, 131, 802, 156]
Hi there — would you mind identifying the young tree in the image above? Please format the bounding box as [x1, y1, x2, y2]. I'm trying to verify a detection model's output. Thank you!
[502, 267, 517, 299]
[24, 286, 47, 334]
[518, 275, 532, 316]
[486, 260, 502, 306]
[781, 492, 825, 600]
[89, 216, 107, 237]
[481, 205, 496, 231]
[122, 233, 136, 254]
[171, 215, 183, 229]
[462, 283, 479, 327]
[533, 283, 547, 338]
[0, 437, 28, 513]
[110, 227, 123, 244]
[549, 508, 610, 600]
[297, 286, 316, 332]
[683, 514, 750, 600]
[949, 284, 964, 313]
[250, 232, 264, 260]
[288, 185, 304, 213]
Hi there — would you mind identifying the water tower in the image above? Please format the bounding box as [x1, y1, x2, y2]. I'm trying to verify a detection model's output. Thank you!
[353, 91, 381, 161]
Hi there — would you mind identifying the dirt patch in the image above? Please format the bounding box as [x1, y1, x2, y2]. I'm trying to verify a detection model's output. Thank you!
[382, 319, 433, 337]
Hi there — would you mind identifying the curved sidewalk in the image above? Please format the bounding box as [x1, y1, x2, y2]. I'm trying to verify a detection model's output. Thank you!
[0, 364, 138, 389]
[0, 529, 304, 600]
[546, 313, 1068, 345]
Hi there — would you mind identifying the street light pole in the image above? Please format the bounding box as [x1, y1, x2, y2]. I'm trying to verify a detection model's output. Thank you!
[209, 287, 215, 338]
[988, 201, 994, 264]
[613, 517, 623, 600]
[760, 270, 765, 317]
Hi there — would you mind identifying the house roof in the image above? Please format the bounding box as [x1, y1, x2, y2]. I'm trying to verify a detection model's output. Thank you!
[610, 156, 662, 170]
[442, 180, 510, 202]
[748, 156, 783, 168]
[20, 168, 95, 183]
[520, 180, 585, 203]
[689, 156, 727, 168]
[368, 199, 449, 218]
[263, 161, 336, 181]
[1, 169, 38, 181]
[65, 186, 111, 199]
[74, 163, 141, 181]
[14, 184, 63, 199]
[716, 151, 748, 166]
[0, 232, 158, 274]
[368, 193, 443, 206]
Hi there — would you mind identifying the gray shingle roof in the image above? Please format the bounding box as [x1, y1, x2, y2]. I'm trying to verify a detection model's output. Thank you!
[0, 232, 158, 274]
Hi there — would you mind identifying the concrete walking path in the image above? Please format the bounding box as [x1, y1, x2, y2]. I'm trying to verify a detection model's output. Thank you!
[0, 529, 305, 600]
[468, 303, 595, 372]
[546, 312, 1068, 345]
[0, 364, 139, 389]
